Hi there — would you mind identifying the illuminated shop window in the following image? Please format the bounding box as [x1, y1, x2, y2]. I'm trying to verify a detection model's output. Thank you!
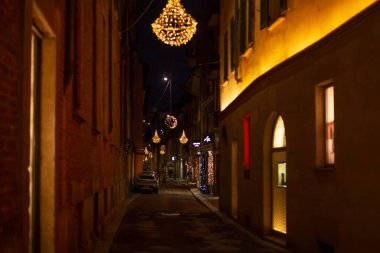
[325, 86, 335, 165]
[272, 116, 286, 148]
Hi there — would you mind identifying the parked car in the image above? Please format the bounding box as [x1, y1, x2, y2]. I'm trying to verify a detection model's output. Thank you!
[133, 170, 159, 193]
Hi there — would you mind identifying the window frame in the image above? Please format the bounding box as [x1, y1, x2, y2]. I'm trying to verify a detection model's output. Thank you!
[315, 80, 335, 170]
[260, 0, 288, 30]
[324, 85, 335, 166]
[223, 32, 228, 81]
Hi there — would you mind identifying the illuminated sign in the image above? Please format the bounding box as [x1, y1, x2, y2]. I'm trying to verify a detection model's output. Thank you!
[203, 136, 211, 143]
[192, 142, 201, 147]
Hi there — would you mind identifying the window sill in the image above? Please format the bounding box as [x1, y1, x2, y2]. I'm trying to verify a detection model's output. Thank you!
[241, 47, 253, 59]
[268, 16, 285, 32]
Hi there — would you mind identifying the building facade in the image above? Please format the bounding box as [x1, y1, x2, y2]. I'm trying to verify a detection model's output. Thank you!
[219, 0, 380, 252]
[184, 0, 220, 194]
[0, 0, 143, 252]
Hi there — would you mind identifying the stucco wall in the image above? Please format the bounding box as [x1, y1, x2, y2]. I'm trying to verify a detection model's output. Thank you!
[219, 3, 380, 253]
[220, 0, 377, 111]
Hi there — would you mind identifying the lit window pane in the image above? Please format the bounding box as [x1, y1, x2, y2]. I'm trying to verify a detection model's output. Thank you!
[273, 116, 286, 148]
[325, 86, 335, 164]
[325, 86, 334, 123]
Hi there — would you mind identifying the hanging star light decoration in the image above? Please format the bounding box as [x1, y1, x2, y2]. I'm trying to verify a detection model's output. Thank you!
[179, 130, 189, 144]
[152, 130, 161, 143]
[151, 0, 197, 46]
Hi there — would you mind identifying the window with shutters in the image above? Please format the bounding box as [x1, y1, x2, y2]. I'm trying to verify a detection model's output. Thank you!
[260, 0, 287, 29]
[223, 32, 228, 81]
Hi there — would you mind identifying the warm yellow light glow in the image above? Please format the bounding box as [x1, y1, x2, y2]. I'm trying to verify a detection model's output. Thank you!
[273, 116, 286, 148]
[207, 151, 214, 185]
[325, 87, 334, 123]
[144, 147, 149, 155]
[28, 33, 37, 251]
[151, 0, 197, 46]
[152, 130, 161, 143]
[160, 145, 166, 155]
[220, 0, 376, 110]
[179, 130, 188, 144]
[325, 86, 335, 164]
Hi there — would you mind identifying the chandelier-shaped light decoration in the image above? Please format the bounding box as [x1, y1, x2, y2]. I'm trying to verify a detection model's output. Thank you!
[165, 115, 177, 129]
[179, 130, 189, 144]
[152, 130, 161, 143]
[144, 146, 149, 155]
[151, 0, 197, 46]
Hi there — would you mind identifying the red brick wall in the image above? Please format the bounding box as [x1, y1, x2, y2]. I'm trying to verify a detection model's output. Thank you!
[54, 0, 133, 252]
[0, 0, 136, 252]
[0, 0, 28, 252]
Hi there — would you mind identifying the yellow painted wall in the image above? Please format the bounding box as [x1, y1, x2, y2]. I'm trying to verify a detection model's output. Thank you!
[220, 0, 377, 111]
[218, 3, 380, 252]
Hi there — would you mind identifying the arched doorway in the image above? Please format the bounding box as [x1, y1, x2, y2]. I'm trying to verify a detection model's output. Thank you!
[271, 115, 287, 235]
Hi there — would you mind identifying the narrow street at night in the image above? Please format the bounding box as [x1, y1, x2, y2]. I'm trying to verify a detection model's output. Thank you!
[105, 182, 290, 253]
[2, 1, 380, 252]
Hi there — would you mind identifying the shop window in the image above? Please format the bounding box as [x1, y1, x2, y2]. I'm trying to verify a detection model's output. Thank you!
[277, 162, 287, 187]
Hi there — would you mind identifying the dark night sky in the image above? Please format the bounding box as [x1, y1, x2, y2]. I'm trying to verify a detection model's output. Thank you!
[133, 0, 205, 115]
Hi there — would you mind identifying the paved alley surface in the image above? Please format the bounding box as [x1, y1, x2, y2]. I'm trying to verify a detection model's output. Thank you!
[107, 183, 290, 253]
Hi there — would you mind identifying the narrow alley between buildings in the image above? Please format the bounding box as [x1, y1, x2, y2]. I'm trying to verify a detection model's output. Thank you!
[95, 181, 291, 253]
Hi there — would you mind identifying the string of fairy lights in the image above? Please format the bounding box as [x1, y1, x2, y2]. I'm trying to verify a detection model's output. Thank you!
[151, 0, 197, 46]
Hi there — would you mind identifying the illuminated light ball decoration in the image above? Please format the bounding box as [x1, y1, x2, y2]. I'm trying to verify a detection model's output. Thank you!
[165, 115, 177, 129]
[151, 0, 197, 47]
[200, 156, 207, 193]
[207, 151, 214, 186]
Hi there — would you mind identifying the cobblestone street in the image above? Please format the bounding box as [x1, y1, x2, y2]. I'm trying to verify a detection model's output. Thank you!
[99, 183, 291, 253]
